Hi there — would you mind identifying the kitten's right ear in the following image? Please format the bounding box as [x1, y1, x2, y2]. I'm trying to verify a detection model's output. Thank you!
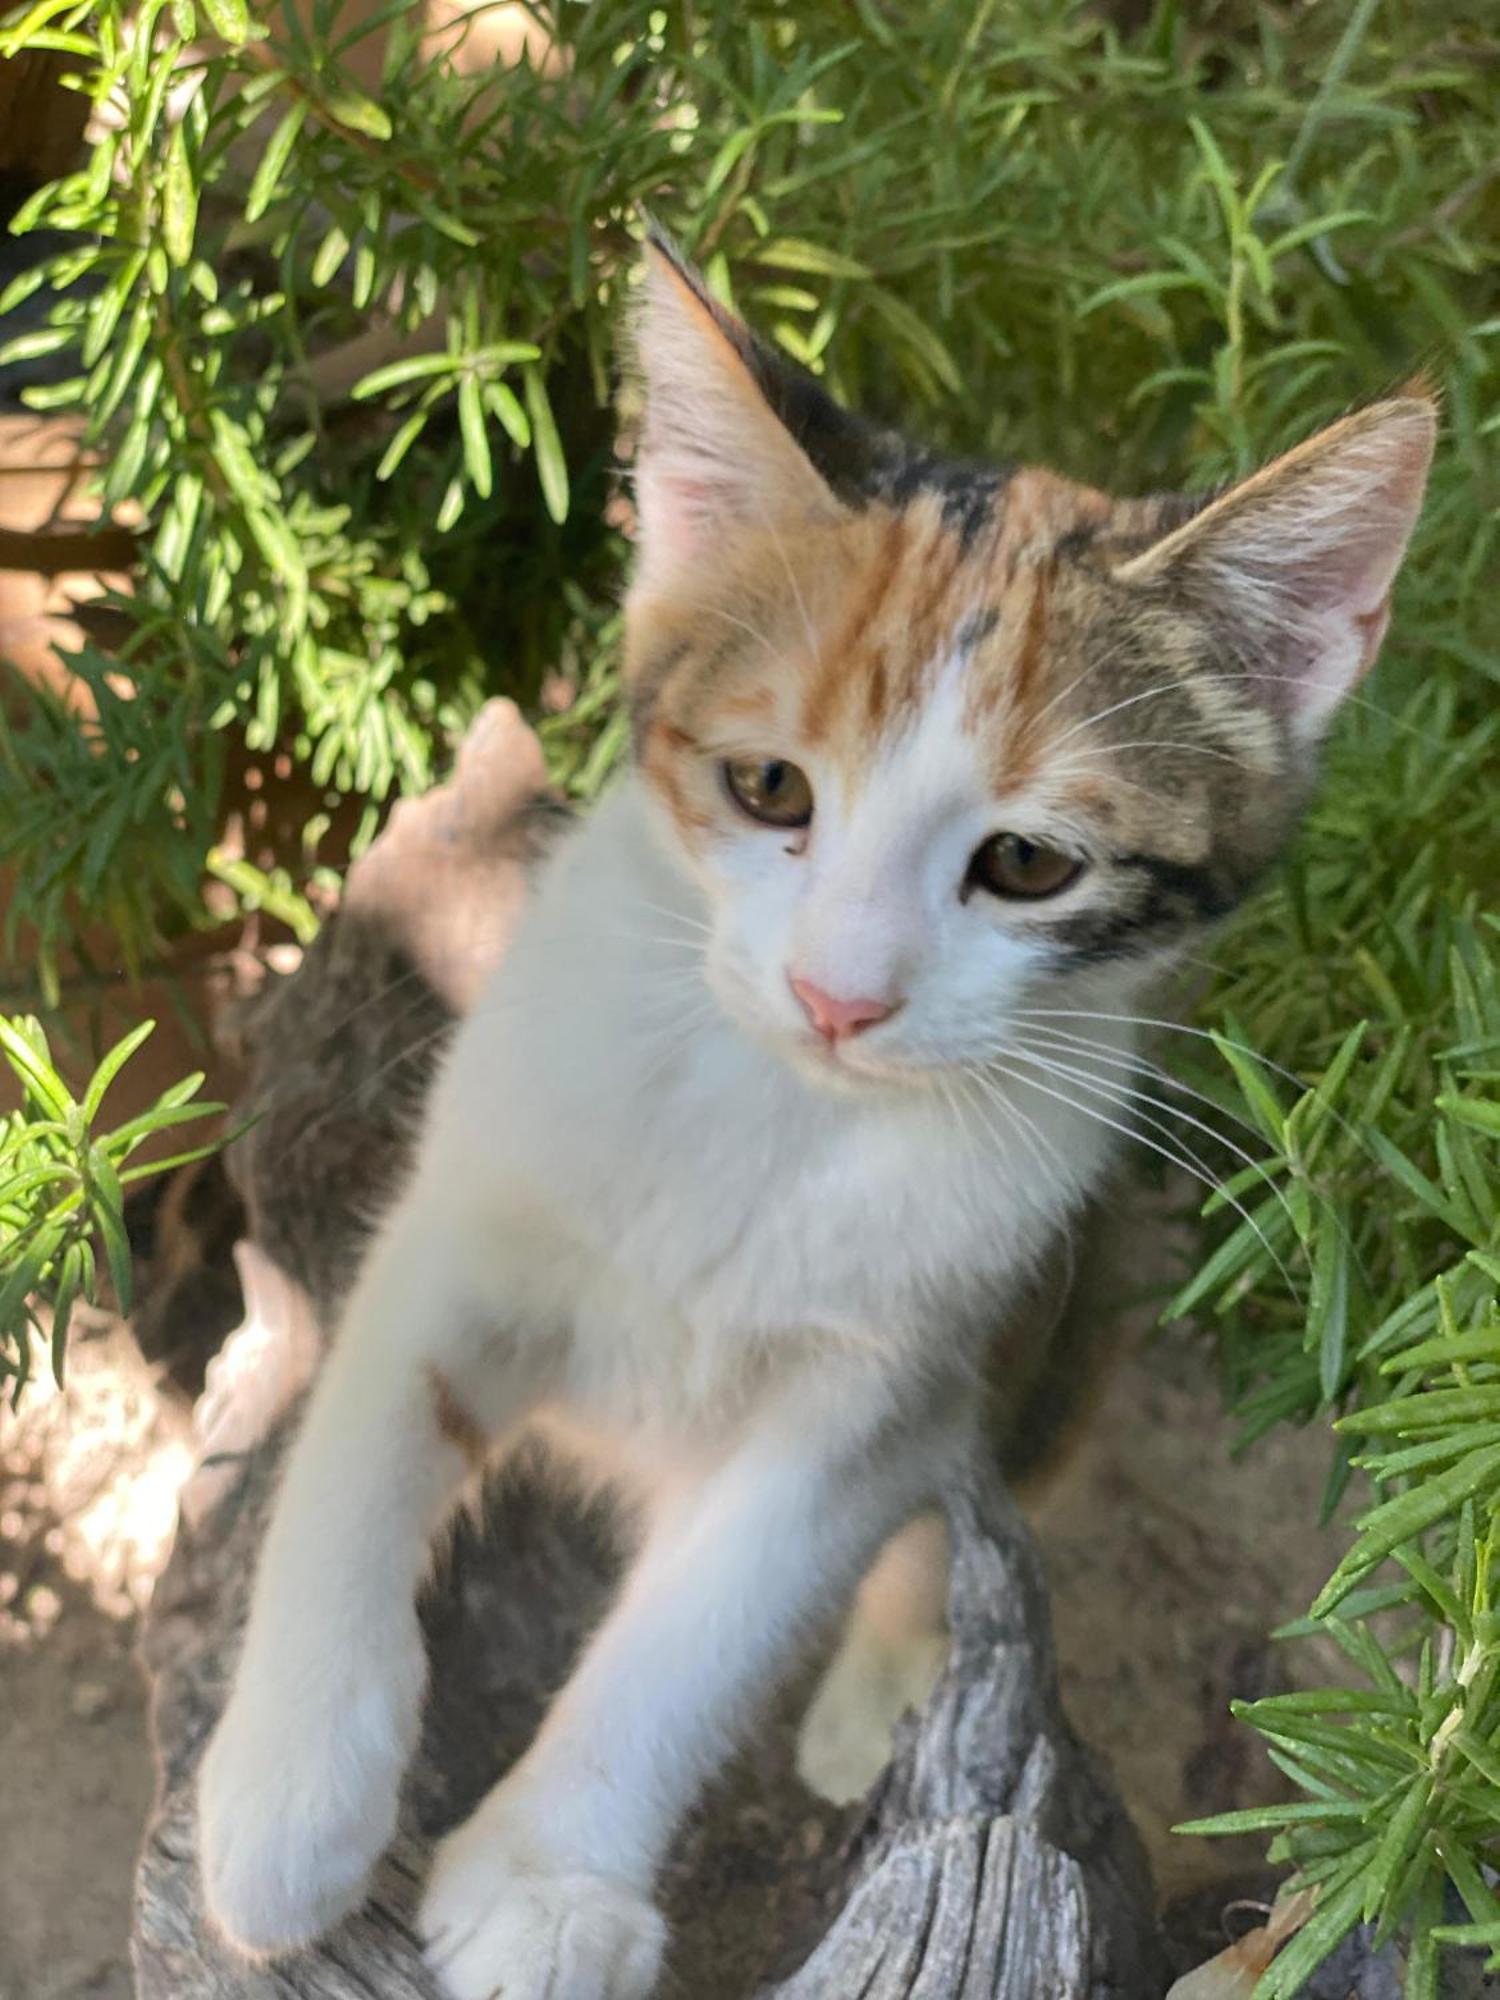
[628, 227, 843, 600]
[1114, 392, 1436, 744]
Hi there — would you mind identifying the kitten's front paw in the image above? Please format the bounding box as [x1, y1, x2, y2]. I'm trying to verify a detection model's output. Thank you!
[197, 1676, 410, 1957]
[421, 1803, 665, 2000]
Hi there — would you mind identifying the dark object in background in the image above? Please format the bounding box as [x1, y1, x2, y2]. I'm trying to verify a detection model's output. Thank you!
[125, 1156, 247, 1400]
[0, 55, 86, 186]
[0, 50, 91, 414]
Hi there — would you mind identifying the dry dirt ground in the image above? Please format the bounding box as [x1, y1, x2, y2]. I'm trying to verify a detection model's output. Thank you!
[0, 1315, 193, 2000]
[0, 1272, 1351, 2000]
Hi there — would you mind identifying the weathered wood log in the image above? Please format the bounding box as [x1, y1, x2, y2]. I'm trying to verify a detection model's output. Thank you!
[132, 703, 1166, 1998]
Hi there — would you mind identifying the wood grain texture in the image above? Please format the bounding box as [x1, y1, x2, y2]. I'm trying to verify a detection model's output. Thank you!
[131, 728, 1164, 1998]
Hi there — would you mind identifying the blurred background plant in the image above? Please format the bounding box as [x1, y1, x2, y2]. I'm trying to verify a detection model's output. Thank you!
[0, 0, 1496, 1988]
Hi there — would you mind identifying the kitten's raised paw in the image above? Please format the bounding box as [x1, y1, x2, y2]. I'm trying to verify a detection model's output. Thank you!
[796, 1625, 948, 1806]
[421, 1813, 665, 2000]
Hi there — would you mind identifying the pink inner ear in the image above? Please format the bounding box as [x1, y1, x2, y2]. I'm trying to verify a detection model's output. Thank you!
[633, 461, 736, 585]
[1290, 594, 1393, 739]
[1255, 469, 1426, 738]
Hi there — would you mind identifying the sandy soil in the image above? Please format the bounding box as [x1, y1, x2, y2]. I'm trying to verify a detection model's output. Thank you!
[0, 1273, 1351, 1999]
[1035, 1314, 1352, 1904]
[0, 1316, 193, 2000]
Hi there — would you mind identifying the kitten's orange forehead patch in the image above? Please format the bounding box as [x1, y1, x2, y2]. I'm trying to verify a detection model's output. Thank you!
[796, 469, 1112, 793]
[800, 496, 978, 767]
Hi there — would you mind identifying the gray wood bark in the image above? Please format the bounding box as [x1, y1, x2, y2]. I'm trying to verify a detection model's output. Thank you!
[131, 749, 1166, 1999]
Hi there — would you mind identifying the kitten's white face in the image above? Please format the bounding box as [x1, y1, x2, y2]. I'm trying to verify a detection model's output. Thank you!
[650, 651, 1098, 1091]
[623, 239, 1435, 1094]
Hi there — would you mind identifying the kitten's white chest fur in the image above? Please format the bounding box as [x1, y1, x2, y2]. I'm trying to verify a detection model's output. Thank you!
[422, 780, 1108, 1449]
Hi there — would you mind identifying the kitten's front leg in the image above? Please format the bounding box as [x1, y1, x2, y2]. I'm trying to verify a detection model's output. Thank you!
[420, 1375, 947, 2000]
[197, 1193, 533, 1958]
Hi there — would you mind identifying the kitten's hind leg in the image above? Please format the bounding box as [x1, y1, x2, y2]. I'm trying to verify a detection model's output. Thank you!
[197, 1192, 529, 1959]
[795, 1510, 950, 1805]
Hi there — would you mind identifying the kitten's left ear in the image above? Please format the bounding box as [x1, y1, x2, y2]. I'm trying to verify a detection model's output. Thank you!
[1115, 392, 1437, 743]
[628, 228, 844, 600]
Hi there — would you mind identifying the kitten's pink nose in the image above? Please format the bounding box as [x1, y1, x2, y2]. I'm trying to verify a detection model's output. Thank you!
[789, 975, 900, 1043]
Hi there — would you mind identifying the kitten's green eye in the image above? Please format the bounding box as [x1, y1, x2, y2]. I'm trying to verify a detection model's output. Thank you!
[967, 833, 1083, 901]
[722, 757, 814, 829]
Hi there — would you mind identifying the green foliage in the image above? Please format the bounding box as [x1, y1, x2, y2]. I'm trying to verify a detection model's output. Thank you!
[0, 1015, 222, 1401]
[1175, 919, 1500, 1992]
[3, 0, 1496, 984]
[0, 0, 1497, 1988]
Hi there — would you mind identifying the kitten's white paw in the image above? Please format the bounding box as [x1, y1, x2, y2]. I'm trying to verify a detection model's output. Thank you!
[197, 1673, 410, 1957]
[421, 1797, 665, 2000]
[796, 1625, 948, 1806]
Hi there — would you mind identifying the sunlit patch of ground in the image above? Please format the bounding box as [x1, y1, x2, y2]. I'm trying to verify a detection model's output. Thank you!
[1031, 1312, 1355, 1903]
[0, 1310, 195, 2000]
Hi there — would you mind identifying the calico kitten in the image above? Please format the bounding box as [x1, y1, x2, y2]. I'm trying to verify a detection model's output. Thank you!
[197, 233, 1434, 2000]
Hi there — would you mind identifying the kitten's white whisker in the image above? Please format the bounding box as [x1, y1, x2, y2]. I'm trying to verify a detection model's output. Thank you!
[937, 1066, 995, 1167]
[972, 1055, 1300, 1302]
[632, 997, 718, 1098]
[1009, 1007, 1367, 1151]
[1037, 752, 1211, 813]
[1000, 1038, 1302, 1254]
[1012, 1007, 1299, 1087]
[1156, 948, 1238, 981]
[1151, 669, 1463, 751]
[1049, 677, 1199, 752]
[1045, 666, 1459, 764]
[1021, 1020, 1366, 1279]
[958, 1065, 1070, 1191]
[629, 896, 714, 935]
[1057, 738, 1246, 767]
[631, 983, 715, 1034]
[756, 497, 820, 665]
[1011, 1022, 1274, 1149]
[698, 602, 806, 678]
[1020, 626, 1157, 738]
[621, 934, 714, 958]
